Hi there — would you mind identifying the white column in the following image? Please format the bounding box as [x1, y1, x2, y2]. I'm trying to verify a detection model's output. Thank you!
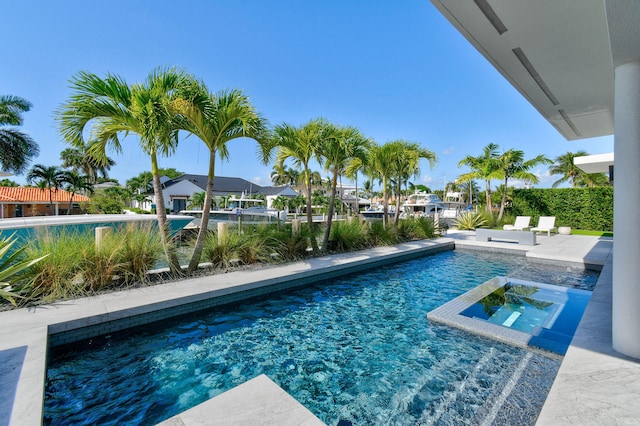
[612, 60, 640, 358]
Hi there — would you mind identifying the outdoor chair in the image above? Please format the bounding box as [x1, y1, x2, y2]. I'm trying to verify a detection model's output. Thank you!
[503, 216, 531, 231]
[531, 216, 557, 236]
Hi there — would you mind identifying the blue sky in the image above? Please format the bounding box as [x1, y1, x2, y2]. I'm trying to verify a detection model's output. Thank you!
[1, 0, 613, 190]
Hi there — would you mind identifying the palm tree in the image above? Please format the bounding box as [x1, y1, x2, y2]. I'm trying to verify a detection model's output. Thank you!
[319, 121, 371, 250]
[56, 67, 191, 275]
[271, 195, 289, 211]
[60, 142, 115, 184]
[494, 149, 552, 220]
[176, 82, 268, 272]
[368, 142, 400, 228]
[0, 95, 39, 174]
[387, 140, 437, 228]
[457, 143, 500, 213]
[61, 170, 94, 214]
[188, 191, 206, 209]
[26, 164, 66, 215]
[459, 180, 480, 204]
[576, 171, 610, 187]
[262, 119, 325, 252]
[549, 151, 590, 188]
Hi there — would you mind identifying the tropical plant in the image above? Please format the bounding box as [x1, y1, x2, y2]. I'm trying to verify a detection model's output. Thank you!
[26, 164, 66, 215]
[387, 140, 436, 229]
[82, 189, 124, 214]
[0, 235, 48, 306]
[175, 82, 268, 272]
[457, 143, 500, 213]
[113, 224, 164, 283]
[575, 172, 610, 187]
[549, 151, 590, 188]
[453, 211, 488, 230]
[366, 220, 398, 246]
[201, 230, 244, 269]
[57, 67, 192, 275]
[271, 195, 289, 211]
[262, 118, 325, 252]
[493, 149, 551, 220]
[328, 219, 369, 251]
[188, 192, 206, 209]
[459, 180, 480, 205]
[23, 230, 92, 302]
[60, 142, 115, 184]
[61, 170, 94, 214]
[319, 121, 371, 251]
[0, 95, 40, 174]
[0, 179, 18, 187]
[367, 143, 398, 228]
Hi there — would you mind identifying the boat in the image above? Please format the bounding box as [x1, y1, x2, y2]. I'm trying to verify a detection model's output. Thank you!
[400, 192, 446, 219]
[401, 191, 471, 220]
[0, 213, 194, 241]
[360, 205, 395, 220]
[180, 196, 285, 228]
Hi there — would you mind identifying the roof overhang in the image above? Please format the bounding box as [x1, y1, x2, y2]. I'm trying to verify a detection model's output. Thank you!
[574, 152, 615, 174]
[430, 0, 615, 141]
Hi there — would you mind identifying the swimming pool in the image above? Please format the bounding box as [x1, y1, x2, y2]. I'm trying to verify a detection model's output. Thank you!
[44, 250, 598, 425]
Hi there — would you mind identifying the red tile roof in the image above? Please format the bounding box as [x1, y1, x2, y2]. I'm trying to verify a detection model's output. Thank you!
[0, 187, 91, 203]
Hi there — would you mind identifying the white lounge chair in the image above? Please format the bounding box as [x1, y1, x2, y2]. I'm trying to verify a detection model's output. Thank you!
[503, 216, 531, 231]
[531, 216, 557, 236]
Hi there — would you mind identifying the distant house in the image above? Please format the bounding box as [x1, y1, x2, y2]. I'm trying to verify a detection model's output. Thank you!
[142, 174, 298, 213]
[0, 187, 91, 218]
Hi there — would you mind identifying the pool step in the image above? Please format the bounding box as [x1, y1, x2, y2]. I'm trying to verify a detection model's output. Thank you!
[477, 352, 532, 426]
[419, 347, 496, 424]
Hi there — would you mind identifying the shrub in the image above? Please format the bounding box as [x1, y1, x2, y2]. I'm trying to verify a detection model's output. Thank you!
[201, 230, 244, 269]
[453, 212, 488, 230]
[113, 224, 164, 283]
[366, 221, 398, 246]
[511, 187, 613, 231]
[24, 230, 92, 302]
[329, 220, 368, 251]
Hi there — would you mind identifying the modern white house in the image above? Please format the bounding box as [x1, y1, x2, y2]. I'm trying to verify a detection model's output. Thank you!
[136, 174, 298, 213]
[430, 0, 639, 361]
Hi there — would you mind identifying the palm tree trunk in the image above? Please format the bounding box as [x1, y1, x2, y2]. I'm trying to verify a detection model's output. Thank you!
[322, 169, 338, 250]
[305, 170, 318, 252]
[485, 180, 492, 212]
[393, 180, 402, 229]
[151, 152, 182, 276]
[67, 193, 75, 215]
[382, 177, 389, 228]
[498, 177, 508, 221]
[188, 150, 215, 272]
[49, 189, 55, 216]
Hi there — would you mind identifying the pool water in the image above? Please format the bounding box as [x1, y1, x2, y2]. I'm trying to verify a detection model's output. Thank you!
[44, 250, 598, 425]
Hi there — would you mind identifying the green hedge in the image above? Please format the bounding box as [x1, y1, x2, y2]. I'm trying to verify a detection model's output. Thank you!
[510, 187, 613, 232]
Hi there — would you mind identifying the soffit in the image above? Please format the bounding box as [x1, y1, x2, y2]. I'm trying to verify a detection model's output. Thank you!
[430, 0, 614, 141]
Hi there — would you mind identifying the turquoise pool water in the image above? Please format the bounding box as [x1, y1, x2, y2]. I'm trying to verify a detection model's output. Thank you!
[44, 250, 598, 425]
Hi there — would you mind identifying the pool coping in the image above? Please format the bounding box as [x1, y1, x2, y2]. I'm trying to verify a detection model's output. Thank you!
[0, 239, 453, 425]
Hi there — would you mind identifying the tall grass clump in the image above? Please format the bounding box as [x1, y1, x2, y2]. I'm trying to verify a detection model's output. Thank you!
[22, 225, 166, 303]
[201, 230, 244, 269]
[366, 221, 398, 246]
[111, 224, 164, 283]
[398, 217, 438, 240]
[266, 225, 311, 261]
[24, 230, 94, 302]
[328, 220, 369, 251]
